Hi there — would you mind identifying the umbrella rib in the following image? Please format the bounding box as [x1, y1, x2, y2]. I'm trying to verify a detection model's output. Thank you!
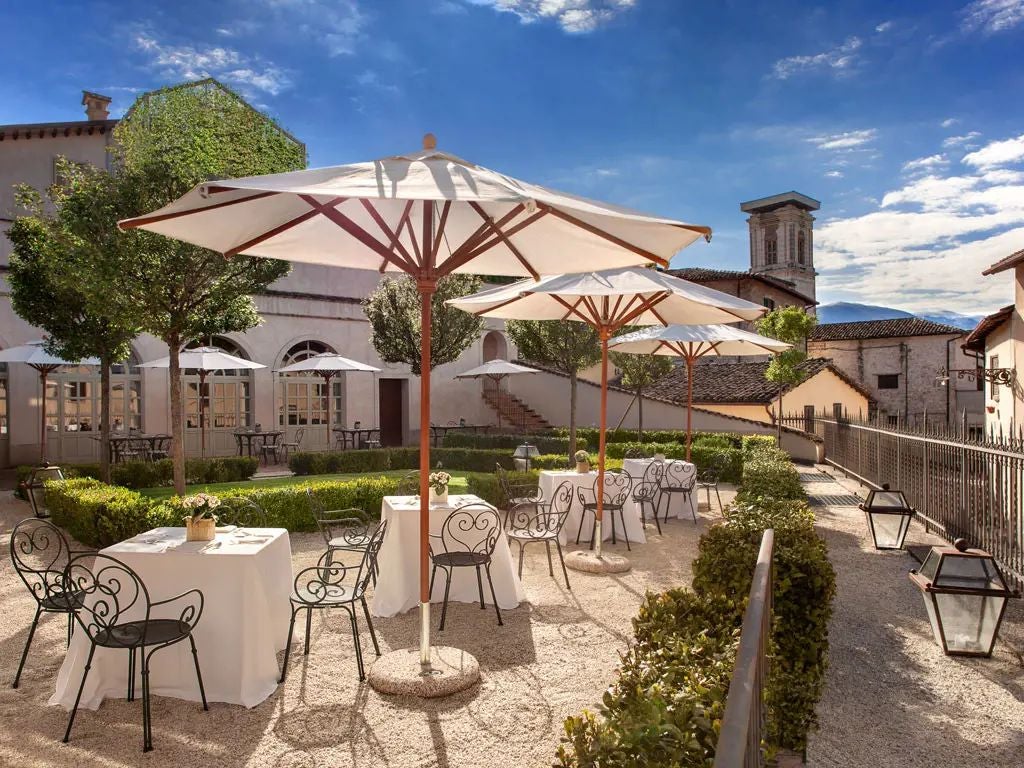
[615, 291, 670, 331]
[300, 195, 417, 274]
[552, 295, 594, 325]
[120, 191, 280, 229]
[224, 206, 328, 258]
[536, 203, 671, 267]
[361, 200, 418, 268]
[466, 203, 540, 280]
[462, 209, 549, 264]
[451, 204, 525, 261]
[470, 294, 527, 317]
[430, 201, 452, 264]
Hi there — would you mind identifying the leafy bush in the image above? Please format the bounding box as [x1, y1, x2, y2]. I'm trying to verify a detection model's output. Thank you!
[441, 431, 583, 454]
[741, 434, 777, 459]
[466, 470, 539, 508]
[288, 447, 517, 476]
[17, 456, 257, 494]
[602, 442, 742, 483]
[288, 449, 393, 476]
[734, 445, 806, 503]
[556, 427, 742, 449]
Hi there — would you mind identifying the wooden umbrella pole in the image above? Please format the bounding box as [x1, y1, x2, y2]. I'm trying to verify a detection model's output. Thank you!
[686, 356, 693, 462]
[596, 331, 609, 558]
[323, 371, 334, 449]
[199, 370, 207, 460]
[38, 367, 48, 462]
[418, 278, 436, 668]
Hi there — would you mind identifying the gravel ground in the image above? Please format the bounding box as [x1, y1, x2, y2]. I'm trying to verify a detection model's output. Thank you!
[805, 468, 1024, 768]
[0, 489, 729, 768]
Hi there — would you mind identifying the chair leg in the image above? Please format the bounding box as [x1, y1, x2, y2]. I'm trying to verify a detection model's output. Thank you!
[517, 542, 525, 579]
[575, 511, 586, 545]
[279, 607, 298, 683]
[361, 597, 381, 656]
[485, 565, 503, 626]
[610, 511, 617, 545]
[545, 540, 554, 576]
[618, 510, 630, 551]
[189, 635, 209, 710]
[142, 652, 154, 752]
[304, 607, 313, 655]
[555, 541, 571, 590]
[127, 646, 135, 701]
[714, 486, 722, 511]
[438, 569, 452, 632]
[429, 564, 437, 599]
[12, 606, 41, 689]
[67, 611, 73, 647]
[63, 644, 96, 744]
[348, 608, 365, 681]
[476, 565, 486, 609]
[663, 492, 672, 524]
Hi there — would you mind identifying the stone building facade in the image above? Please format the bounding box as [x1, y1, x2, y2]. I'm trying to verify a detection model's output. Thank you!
[742, 191, 819, 303]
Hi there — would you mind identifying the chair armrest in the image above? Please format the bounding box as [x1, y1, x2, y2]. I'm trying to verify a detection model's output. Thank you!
[151, 588, 204, 631]
[508, 483, 543, 502]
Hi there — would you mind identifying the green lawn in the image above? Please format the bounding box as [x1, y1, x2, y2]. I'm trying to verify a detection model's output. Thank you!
[138, 470, 472, 500]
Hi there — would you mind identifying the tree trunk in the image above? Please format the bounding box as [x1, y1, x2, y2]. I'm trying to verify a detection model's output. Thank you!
[168, 336, 186, 495]
[99, 354, 111, 484]
[637, 385, 644, 442]
[568, 370, 578, 460]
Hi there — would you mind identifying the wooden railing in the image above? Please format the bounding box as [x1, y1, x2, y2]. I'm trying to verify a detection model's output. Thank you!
[714, 529, 774, 768]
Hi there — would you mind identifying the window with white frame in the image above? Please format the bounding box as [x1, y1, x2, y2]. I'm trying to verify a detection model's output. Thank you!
[277, 340, 344, 427]
[183, 337, 253, 430]
[45, 354, 143, 434]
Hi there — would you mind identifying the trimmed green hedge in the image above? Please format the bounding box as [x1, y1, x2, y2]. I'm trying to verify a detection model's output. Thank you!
[466, 470, 540, 508]
[601, 442, 743, 483]
[441, 432, 583, 454]
[735, 444, 806, 504]
[17, 457, 258, 495]
[288, 447, 518, 476]
[741, 434, 777, 459]
[555, 427, 743, 449]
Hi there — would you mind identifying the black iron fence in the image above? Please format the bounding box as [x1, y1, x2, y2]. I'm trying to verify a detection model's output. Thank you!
[781, 411, 1024, 590]
[714, 529, 774, 768]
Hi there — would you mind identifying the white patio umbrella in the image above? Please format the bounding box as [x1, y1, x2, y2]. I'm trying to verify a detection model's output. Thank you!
[609, 324, 791, 459]
[139, 347, 266, 458]
[119, 135, 712, 674]
[448, 268, 767, 557]
[276, 352, 381, 439]
[455, 360, 537, 428]
[0, 341, 100, 460]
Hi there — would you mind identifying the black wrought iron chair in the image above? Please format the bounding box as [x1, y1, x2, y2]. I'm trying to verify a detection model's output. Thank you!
[428, 503, 503, 631]
[576, 470, 633, 550]
[149, 435, 171, 461]
[260, 433, 282, 465]
[632, 460, 666, 534]
[280, 520, 387, 683]
[395, 471, 420, 496]
[306, 488, 377, 584]
[496, 464, 543, 522]
[120, 436, 151, 463]
[658, 460, 698, 524]
[507, 481, 573, 589]
[62, 553, 207, 753]
[280, 427, 304, 461]
[9, 519, 87, 688]
[216, 496, 268, 528]
[696, 460, 724, 513]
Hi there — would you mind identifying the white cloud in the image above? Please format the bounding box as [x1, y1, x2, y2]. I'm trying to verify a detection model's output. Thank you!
[220, 67, 292, 95]
[432, 0, 469, 13]
[808, 128, 877, 151]
[465, 0, 635, 33]
[875, 20, 893, 33]
[902, 154, 948, 173]
[963, 134, 1024, 169]
[961, 0, 1024, 34]
[943, 131, 982, 148]
[772, 36, 862, 79]
[256, 0, 367, 55]
[941, 117, 959, 128]
[825, 170, 844, 178]
[354, 69, 400, 93]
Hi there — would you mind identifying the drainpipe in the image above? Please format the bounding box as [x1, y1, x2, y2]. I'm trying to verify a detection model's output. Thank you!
[945, 336, 954, 427]
[902, 342, 909, 422]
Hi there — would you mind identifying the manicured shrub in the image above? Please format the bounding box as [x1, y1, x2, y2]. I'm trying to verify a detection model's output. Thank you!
[18, 456, 258, 494]
[288, 449, 393, 476]
[466, 470, 540, 508]
[734, 445, 806, 503]
[602, 441, 742, 483]
[441, 432, 583, 454]
[288, 447, 517, 476]
[741, 434, 777, 459]
[555, 427, 742, 449]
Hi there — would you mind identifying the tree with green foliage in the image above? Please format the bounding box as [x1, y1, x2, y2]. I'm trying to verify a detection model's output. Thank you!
[6, 161, 144, 482]
[757, 306, 818, 442]
[110, 80, 306, 494]
[364, 274, 485, 375]
[610, 350, 674, 441]
[506, 320, 602, 458]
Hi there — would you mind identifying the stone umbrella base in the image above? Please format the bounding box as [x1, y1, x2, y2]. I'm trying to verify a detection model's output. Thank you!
[564, 550, 632, 574]
[368, 647, 480, 698]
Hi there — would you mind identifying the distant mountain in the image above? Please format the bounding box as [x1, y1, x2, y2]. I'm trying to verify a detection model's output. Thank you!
[817, 302, 982, 331]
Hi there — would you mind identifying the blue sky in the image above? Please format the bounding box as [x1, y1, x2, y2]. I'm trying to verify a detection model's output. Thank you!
[3, 0, 1024, 314]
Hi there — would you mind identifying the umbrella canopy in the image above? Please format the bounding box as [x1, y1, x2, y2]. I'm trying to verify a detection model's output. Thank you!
[449, 269, 766, 556]
[119, 136, 713, 675]
[276, 352, 380, 374]
[609, 324, 791, 458]
[455, 360, 537, 379]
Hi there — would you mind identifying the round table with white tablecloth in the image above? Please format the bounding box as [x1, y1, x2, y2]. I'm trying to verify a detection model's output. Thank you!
[50, 527, 293, 712]
[537, 470, 647, 547]
[370, 494, 526, 617]
[622, 458, 698, 521]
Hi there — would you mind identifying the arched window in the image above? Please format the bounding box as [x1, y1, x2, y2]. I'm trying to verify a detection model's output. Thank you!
[183, 337, 253, 430]
[46, 350, 143, 434]
[277, 340, 344, 427]
[482, 331, 508, 362]
[797, 230, 807, 265]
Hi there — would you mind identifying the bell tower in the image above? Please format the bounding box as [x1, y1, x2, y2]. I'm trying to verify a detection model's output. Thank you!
[741, 191, 820, 302]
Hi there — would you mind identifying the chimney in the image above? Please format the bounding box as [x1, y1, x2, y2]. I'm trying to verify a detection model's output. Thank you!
[81, 91, 112, 121]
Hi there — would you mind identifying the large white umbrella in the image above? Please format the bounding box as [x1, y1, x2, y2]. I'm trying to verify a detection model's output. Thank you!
[139, 347, 266, 458]
[448, 268, 767, 557]
[609, 324, 791, 459]
[276, 352, 380, 439]
[0, 341, 100, 460]
[119, 135, 712, 674]
[456, 360, 537, 428]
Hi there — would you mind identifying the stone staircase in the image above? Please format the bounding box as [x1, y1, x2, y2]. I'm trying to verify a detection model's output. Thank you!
[482, 388, 551, 430]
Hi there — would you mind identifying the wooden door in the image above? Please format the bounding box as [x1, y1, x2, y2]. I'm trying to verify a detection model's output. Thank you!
[379, 379, 404, 447]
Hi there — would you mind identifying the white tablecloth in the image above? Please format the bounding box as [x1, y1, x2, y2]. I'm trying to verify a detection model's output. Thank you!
[50, 527, 292, 711]
[537, 470, 647, 546]
[623, 458, 698, 520]
[371, 494, 526, 617]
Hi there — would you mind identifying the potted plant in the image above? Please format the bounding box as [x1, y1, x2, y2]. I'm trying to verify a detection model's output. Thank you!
[575, 450, 591, 474]
[428, 471, 451, 505]
[181, 492, 221, 542]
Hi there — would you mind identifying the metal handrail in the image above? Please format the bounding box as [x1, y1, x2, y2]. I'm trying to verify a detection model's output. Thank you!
[714, 529, 775, 768]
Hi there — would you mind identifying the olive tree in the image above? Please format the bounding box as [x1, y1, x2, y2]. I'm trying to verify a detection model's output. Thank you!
[610, 350, 673, 441]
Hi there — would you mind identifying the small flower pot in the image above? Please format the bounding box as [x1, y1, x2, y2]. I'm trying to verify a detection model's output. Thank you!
[575, 461, 591, 474]
[186, 517, 216, 542]
[429, 487, 449, 505]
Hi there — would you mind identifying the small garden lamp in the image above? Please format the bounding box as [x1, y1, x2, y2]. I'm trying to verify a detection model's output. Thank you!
[512, 443, 540, 471]
[859, 484, 915, 550]
[21, 462, 64, 518]
[909, 538, 1020, 657]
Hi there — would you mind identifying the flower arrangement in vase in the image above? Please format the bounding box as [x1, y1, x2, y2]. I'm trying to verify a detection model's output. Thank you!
[428, 471, 451, 505]
[575, 450, 591, 474]
[180, 493, 221, 541]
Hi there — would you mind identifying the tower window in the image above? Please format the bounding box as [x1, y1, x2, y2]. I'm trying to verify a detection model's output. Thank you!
[798, 230, 807, 265]
[877, 374, 899, 390]
[788, 223, 796, 261]
[765, 237, 777, 265]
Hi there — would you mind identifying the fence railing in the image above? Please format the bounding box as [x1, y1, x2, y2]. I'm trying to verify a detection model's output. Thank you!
[781, 412, 1024, 590]
[714, 529, 774, 768]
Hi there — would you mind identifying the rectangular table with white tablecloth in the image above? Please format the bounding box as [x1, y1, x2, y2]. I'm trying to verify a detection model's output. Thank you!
[50, 527, 292, 711]
[370, 494, 525, 617]
[622, 458, 698, 521]
[537, 470, 647, 546]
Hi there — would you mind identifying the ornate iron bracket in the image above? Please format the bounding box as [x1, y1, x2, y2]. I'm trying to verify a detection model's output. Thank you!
[936, 366, 1016, 386]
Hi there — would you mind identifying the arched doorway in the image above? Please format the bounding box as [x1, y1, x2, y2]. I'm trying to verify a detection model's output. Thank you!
[277, 339, 344, 452]
[183, 337, 254, 456]
[482, 331, 508, 362]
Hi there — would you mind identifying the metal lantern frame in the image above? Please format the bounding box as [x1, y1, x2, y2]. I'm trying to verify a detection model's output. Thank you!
[512, 443, 540, 471]
[859, 487, 915, 550]
[908, 541, 1020, 657]
[22, 463, 65, 518]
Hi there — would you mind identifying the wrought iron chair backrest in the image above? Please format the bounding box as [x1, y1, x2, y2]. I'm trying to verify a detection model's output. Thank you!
[152, 435, 171, 452]
[292, 427, 305, 445]
[10, 518, 74, 609]
[63, 553, 150, 646]
[697, 462, 722, 485]
[633, 461, 666, 502]
[306, 488, 368, 547]
[582, 469, 631, 508]
[495, 464, 513, 497]
[217, 496, 267, 528]
[663, 460, 697, 491]
[396, 471, 420, 496]
[431, 503, 501, 560]
[508, 480, 573, 534]
[360, 519, 388, 591]
[292, 520, 386, 606]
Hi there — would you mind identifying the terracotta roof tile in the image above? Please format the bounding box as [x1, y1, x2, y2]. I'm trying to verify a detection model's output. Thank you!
[665, 267, 817, 305]
[963, 305, 1013, 351]
[808, 317, 964, 341]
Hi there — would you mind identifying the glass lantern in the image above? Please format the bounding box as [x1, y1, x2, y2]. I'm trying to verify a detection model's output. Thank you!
[909, 539, 1020, 657]
[860, 485, 915, 550]
[512, 443, 540, 471]
[22, 463, 65, 518]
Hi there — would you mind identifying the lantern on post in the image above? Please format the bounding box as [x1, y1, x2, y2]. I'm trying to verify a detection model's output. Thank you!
[909, 539, 1020, 657]
[20, 463, 65, 518]
[512, 443, 539, 471]
[860, 484, 915, 550]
